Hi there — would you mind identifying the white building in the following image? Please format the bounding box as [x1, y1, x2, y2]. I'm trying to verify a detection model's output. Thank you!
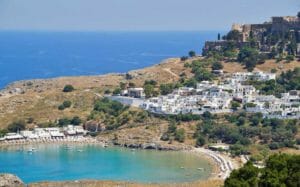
[4, 133, 24, 140]
[128, 88, 145, 98]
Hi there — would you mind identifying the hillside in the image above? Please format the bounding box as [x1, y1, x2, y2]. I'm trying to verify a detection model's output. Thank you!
[0, 57, 299, 129]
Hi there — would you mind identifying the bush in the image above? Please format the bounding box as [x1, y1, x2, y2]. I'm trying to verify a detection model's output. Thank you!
[160, 83, 175, 95]
[224, 161, 259, 187]
[94, 98, 127, 116]
[231, 101, 241, 110]
[58, 118, 71, 127]
[63, 85, 74, 92]
[196, 136, 206, 147]
[7, 120, 26, 132]
[175, 128, 185, 142]
[160, 133, 170, 141]
[180, 56, 188, 61]
[112, 88, 121, 95]
[63, 100, 72, 108]
[58, 105, 65, 110]
[59, 100, 72, 110]
[71, 116, 82, 125]
[125, 73, 133, 80]
[104, 89, 111, 94]
[286, 55, 294, 62]
[237, 117, 246, 126]
[211, 61, 224, 70]
[188, 51, 196, 57]
[269, 142, 280, 150]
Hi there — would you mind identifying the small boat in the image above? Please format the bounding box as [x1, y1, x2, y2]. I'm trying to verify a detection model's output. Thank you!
[180, 166, 184, 169]
[197, 167, 204, 170]
[77, 149, 83, 152]
[27, 147, 36, 153]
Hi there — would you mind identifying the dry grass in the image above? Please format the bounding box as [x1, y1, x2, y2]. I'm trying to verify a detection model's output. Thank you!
[0, 57, 299, 129]
[222, 59, 300, 73]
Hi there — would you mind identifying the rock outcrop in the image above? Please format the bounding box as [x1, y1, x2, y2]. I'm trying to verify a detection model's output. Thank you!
[0, 173, 24, 187]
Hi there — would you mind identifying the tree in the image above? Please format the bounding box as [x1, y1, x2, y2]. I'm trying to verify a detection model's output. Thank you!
[58, 118, 71, 127]
[286, 55, 295, 62]
[202, 111, 213, 120]
[144, 84, 154, 98]
[237, 117, 246, 126]
[224, 162, 259, 187]
[249, 116, 260, 126]
[212, 61, 224, 70]
[196, 136, 206, 146]
[237, 47, 259, 71]
[225, 30, 241, 41]
[225, 154, 300, 187]
[160, 83, 174, 95]
[71, 116, 82, 125]
[175, 128, 185, 142]
[63, 85, 74, 92]
[189, 51, 196, 57]
[144, 80, 157, 86]
[119, 82, 127, 90]
[167, 121, 177, 134]
[260, 154, 300, 187]
[128, 82, 136, 88]
[231, 101, 241, 110]
[7, 120, 26, 132]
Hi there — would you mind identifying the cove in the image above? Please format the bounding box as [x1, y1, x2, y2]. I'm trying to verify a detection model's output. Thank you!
[0, 144, 212, 184]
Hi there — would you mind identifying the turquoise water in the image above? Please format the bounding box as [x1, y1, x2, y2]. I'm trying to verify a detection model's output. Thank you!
[0, 31, 219, 88]
[0, 144, 212, 183]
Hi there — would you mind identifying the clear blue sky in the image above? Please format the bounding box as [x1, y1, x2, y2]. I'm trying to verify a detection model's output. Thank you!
[0, 0, 299, 31]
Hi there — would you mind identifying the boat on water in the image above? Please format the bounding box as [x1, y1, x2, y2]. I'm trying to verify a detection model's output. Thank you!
[27, 147, 36, 153]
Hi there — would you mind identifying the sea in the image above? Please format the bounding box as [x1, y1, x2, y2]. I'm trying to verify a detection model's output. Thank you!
[0, 144, 212, 183]
[0, 31, 218, 89]
[0, 31, 218, 183]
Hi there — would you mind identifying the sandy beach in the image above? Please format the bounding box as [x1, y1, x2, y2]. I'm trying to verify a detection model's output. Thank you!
[193, 148, 239, 180]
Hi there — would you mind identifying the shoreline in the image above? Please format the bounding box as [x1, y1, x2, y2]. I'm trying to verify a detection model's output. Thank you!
[0, 136, 105, 148]
[0, 138, 232, 185]
[192, 148, 238, 179]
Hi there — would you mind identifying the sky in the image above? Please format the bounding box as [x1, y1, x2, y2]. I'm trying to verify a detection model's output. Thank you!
[0, 0, 299, 31]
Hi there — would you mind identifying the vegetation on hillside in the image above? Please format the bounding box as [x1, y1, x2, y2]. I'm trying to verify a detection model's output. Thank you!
[225, 154, 300, 187]
[89, 97, 149, 130]
[247, 67, 300, 97]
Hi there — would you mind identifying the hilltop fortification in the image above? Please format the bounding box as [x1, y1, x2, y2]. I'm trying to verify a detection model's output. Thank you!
[203, 12, 300, 56]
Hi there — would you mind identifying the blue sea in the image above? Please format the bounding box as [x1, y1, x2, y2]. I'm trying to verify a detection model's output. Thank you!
[0, 145, 212, 183]
[0, 31, 218, 89]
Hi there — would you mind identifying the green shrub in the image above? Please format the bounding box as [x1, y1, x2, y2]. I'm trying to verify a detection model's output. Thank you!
[7, 120, 26, 132]
[63, 85, 74, 92]
[175, 128, 185, 142]
[196, 136, 206, 146]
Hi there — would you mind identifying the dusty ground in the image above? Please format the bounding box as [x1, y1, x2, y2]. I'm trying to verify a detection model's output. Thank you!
[0, 57, 299, 129]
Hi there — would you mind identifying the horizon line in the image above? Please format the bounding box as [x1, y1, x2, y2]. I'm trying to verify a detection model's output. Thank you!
[0, 29, 228, 33]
